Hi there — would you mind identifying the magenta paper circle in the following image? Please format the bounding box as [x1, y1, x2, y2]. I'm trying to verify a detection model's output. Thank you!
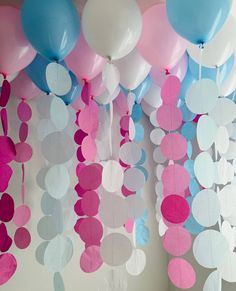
[14, 227, 31, 249]
[0, 223, 12, 252]
[0, 164, 13, 193]
[161, 195, 190, 224]
[78, 164, 102, 191]
[17, 102, 32, 122]
[75, 183, 86, 197]
[162, 164, 190, 195]
[80, 245, 103, 273]
[78, 101, 98, 134]
[120, 116, 130, 131]
[156, 105, 182, 131]
[13, 205, 31, 227]
[161, 75, 181, 105]
[19, 123, 28, 143]
[1, 108, 8, 136]
[0, 193, 14, 223]
[76, 147, 86, 162]
[0, 136, 16, 163]
[74, 130, 87, 145]
[0, 253, 17, 286]
[14, 142, 32, 163]
[0, 80, 10, 107]
[168, 258, 196, 289]
[163, 226, 192, 256]
[81, 191, 100, 217]
[160, 133, 187, 160]
[74, 200, 85, 216]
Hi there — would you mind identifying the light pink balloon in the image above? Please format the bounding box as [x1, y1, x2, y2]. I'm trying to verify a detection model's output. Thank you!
[11, 71, 41, 100]
[65, 32, 105, 82]
[0, 6, 36, 75]
[150, 53, 188, 87]
[137, 4, 187, 70]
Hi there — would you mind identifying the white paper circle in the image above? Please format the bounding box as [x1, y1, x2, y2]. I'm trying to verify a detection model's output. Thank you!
[186, 79, 219, 114]
[45, 165, 70, 200]
[53, 273, 65, 291]
[102, 160, 124, 193]
[155, 181, 163, 197]
[209, 98, 236, 126]
[36, 94, 53, 117]
[99, 194, 128, 228]
[218, 251, 236, 282]
[42, 132, 75, 164]
[127, 92, 136, 113]
[126, 195, 145, 219]
[36, 241, 49, 265]
[158, 218, 168, 237]
[50, 96, 69, 130]
[119, 142, 142, 165]
[193, 230, 228, 268]
[126, 249, 146, 276]
[36, 167, 49, 190]
[150, 128, 165, 145]
[192, 189, 220, 227]
[153, 147, 167, 164]
[124, 168, 145, 192]
[149, 110, 159, 127]
[224, 208, 236, 227]
[41, 192, 57, 215]
[222, 141, 236, 160]
[215, 157, 234, 185]
[37, 119, 56, 142]
[101, 233, 132, 266]
[46, 63, 72, 96]
[155, 164, 164, 181]
[197, 115, 217, 151]
[37, 216, 59, 240]
[44, 235, 73, 273]
[194, 152, 215, 188]
[218, 185, 236, 217]
[215, 126, 229, 154]
[221, 221, 235, 251]
[141, 100, 155, 116]
[203, 271, 221, 291]
[129, 118, 136, 141]
[104, 269, 128, 291]
[102, 63, 120, 95]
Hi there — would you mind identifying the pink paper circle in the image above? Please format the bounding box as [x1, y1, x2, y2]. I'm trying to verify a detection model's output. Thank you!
[78, 164, 102, 191]
[13, 205, 31, 227]
[163, 226, 192, 256]
[0, 164, 13, 193]
[0, 223, 12, 252]
[14, 142, 32, 163]
[76, 163, 86, 177]
[0, 80, 10, 107]
[161, 195, 190, 224]
[0, 136, 16, 163]
[80, 246, 103, 273]
[78, 101, 98, 134]
[81, 135, 97, 162]
[19, 123, 28, 143]
[168, 258, 196, 289]
[0, 193, 14, 223]
[81, 191, 100, 216]
[125, 219, 134, 233]
[17, 102, 32, 122]
[162, 164, 190, 195]
[76, 147, 86, 162]
[122, 185, 135, 197]
[14, 227, 31, 249]
[75, 183, 86, 197]
[74, 130, 87, 145]
[74, 200, 85, 216]
[0, 253, 17, 286]
[160, 133, 187, 160]
[1, 108, 8, 136]
[156, 105, 182, 131]
[76, 217, 103, 246]
[120, 116, 130, 131]
[161, 75, 181, 105]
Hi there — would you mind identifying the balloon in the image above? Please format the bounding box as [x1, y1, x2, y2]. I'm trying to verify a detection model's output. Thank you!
[166, 0, 232, 44]
[137, 0, 164, 12]
[187, 16, 236, 67]
[59, 72, 82, 105]
[11, 70, 41, 100]
[90, 73, 106, 97]
[189, 54, 234, 84]
[25, 54, 51, 93]
[0, 6, 36, 75]
[151, 53, 188, 87]
[114, 49, 151, 91]
[65, 32, 105, 81]
[21, 0, 80, 61]
[82, 0, 142, 60]
[137, 4, 187, 70]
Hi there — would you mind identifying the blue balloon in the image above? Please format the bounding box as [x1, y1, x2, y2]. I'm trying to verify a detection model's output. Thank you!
[133, 75, 152, 103]
[59, 72, 82, 105]
[189, 54, 234, 83]
[166, 0, 232, 44]
[21, 0, 80, 61]
[25, 54, 50, 93]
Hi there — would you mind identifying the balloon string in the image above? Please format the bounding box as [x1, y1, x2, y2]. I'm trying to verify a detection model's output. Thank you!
[109, 101, 113, 158]
[199, 44, 204, 80]
[21, 163, 25, 205]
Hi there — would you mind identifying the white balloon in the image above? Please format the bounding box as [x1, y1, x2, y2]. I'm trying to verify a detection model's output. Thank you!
[82, 0, 142, 60]
[143, 84, 162, 108]
[197, 115, 217, 151]
[194, 152, 215, 188]
[115, 49, 151, 90]
[102, 63, 120, 95]
[187, 16, 235, 67]
[141, 100, 156, 116]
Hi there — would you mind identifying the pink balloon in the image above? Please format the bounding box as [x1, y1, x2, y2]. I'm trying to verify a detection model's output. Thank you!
[137, 4, 187, 70]
[168, 258, 196, 289]
[161, 195, 190, 224]
[80, 245, 103, 273]
[81, 191, 100, 217]
[13, 205, 31, 227]
[81, 135, 97, 162]
[78, 164, 102, 191]
[65, 32, 105, 81]
[163, 226, 192, 256]
[14, 227, 31, 249]
[11, 71, 41, 100]
[0, 253, 17, 286]
[161, 76, 181, 105]
[156, 105, 182, 131]
[160, 133, 187, 160]
[150, 53, 188, 86]
[0, 164, 13, 193]
[0, 6, 36, 75]
[162, 164, 190, 195]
